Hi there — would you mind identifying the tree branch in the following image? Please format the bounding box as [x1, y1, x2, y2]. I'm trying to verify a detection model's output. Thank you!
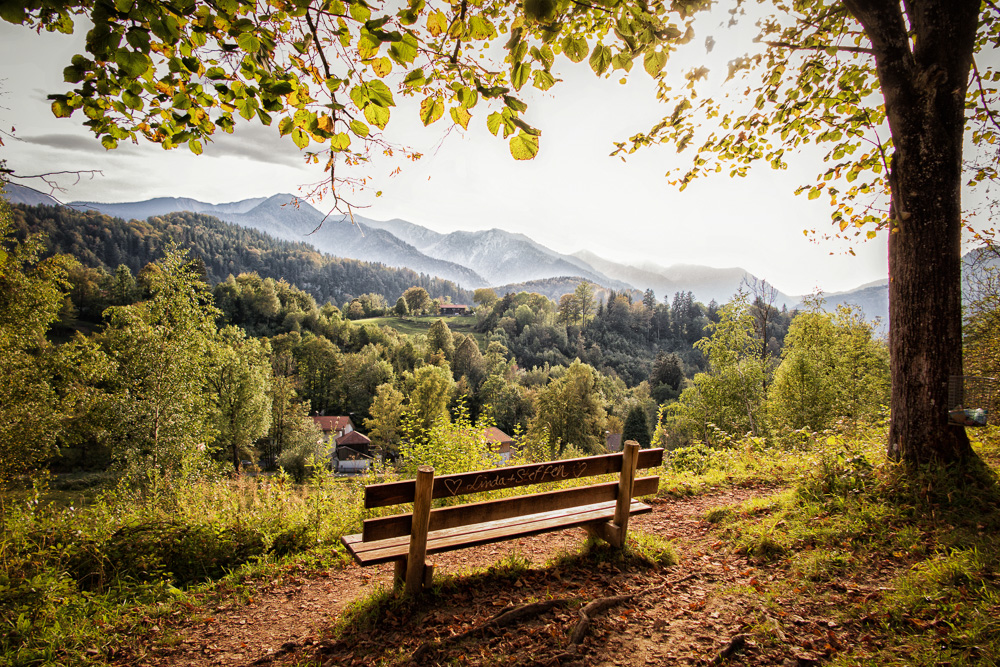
[764, 40, 873, 55]
[971, 56, 1000, 133]
[450, 0, 467, 64]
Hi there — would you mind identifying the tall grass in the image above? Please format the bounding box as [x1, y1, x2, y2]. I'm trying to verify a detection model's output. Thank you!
[0, 470, 370, 666]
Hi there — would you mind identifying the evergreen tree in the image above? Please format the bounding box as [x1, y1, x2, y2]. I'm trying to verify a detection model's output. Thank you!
[621, 405, 651, 448]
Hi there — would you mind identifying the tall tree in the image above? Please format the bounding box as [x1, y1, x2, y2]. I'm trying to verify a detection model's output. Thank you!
[208, 326, 273, 471]
[530, 360, 607, 456]
[101, 246, 220, 482]
[574, 281, 596, 327]
[0, 197, 75, 487]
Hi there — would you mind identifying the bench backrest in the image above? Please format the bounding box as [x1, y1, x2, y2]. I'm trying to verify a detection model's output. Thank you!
[360, 448, 664, 542]
[364, 448, 664, 508]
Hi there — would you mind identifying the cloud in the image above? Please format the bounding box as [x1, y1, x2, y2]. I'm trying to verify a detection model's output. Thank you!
[18, 132, 141, 155]
[203, 122, 305, 167]
[19, 123, 303, 168]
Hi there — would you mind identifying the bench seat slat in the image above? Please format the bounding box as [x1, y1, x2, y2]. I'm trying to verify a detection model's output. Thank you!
[341, 499, 652, 566]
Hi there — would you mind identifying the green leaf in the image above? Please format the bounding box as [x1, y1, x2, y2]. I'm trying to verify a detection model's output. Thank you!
[532, 70, 556, 91]
[364, 103, 390, 129]
[331, 132, 351, 150]
[101, 135, 118, 150]
[612, 52, 633, 73]
[189, 139, 203, 155]
[278, 116, 294, 136]
[808, 187, 821, 200]
[450, 106, 471, 130]
[511, 62, 530, 91]
[468, 16, 495, 40]
[51, 98, 73, 118]
[509, 130, 539, 160]
[267, 81, 295, 96]
[350, 119, 370, 137]
[291, 127, 309, 149]
[643, 49, 667, 77]
[63, 65, 84, 84]
[562, 36, 588, 63]
[358, 31, 381, 60]
[419, 96, 444, 125]
[237, 32, 261, 53]
[366, 80, 395, 107]
[503, 95, 527, 113]
[349, 2, 371, 22]
[122, 90, 143, 109]
[116, 49, 150, 78]
[589, 43, 612, 76]
[389, 34, 418, 64]
[403, 68, 426, 87]
[125, 28, 151, 53]
[487, 112, 502, 136]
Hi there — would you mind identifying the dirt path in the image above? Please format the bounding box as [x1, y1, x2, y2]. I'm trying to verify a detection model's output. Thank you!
[138, 486, 789, 666]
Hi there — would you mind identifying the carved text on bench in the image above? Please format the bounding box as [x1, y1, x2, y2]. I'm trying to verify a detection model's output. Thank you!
[442, 461, 589, 497]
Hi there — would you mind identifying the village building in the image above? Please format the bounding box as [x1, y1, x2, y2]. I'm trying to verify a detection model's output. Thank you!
[484, 427, 515, 462]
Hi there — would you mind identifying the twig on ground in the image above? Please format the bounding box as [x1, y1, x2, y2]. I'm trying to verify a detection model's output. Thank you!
[412, 599, 568, 661]
[569, 594, 635, 644]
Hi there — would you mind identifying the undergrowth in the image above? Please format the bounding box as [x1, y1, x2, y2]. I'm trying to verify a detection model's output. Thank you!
[0, 470, 366, 666]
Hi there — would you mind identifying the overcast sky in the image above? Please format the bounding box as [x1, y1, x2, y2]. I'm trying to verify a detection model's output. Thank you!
[0, 12, 907, 296]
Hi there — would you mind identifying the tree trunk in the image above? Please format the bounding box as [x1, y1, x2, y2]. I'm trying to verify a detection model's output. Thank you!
[844, 0, 979, 465]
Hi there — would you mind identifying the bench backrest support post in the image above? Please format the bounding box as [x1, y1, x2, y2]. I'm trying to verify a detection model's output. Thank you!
[612, 441, 640, 547]
[405, 465, 435, 596]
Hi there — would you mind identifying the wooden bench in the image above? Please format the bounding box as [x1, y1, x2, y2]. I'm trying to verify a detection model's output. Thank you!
[341, 441, 663, 596]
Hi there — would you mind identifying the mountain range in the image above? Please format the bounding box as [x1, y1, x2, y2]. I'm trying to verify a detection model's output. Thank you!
[6, 183, 895, 314]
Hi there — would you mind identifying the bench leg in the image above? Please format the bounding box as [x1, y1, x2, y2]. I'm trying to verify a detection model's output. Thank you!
[405, 466, 434, 596]
[393, 559, 406, 590]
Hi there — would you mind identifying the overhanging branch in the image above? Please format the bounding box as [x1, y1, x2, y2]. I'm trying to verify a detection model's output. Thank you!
[764, 40, 873, 55]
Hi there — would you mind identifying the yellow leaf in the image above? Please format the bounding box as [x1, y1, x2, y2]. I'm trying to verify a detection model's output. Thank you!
[316, 115, 335, 133]
[372, 57, 392, 78]
[427, 10, 447, 37]
[509, 130, 539, 160]
[450, 106, 471, 130]
[419, 96, 443, 126]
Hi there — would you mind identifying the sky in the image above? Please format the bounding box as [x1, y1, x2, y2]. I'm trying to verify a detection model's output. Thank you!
[0, 10, 900, 297]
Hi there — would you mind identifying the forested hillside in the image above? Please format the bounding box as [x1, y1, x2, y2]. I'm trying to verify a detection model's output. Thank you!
[9, 204, 474, 310]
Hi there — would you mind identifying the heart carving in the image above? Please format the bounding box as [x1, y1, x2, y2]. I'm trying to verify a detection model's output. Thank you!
[572, 462, 587, 478]
[443, 478, 463, 496]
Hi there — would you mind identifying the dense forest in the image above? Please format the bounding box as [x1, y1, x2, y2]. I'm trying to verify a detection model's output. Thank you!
[9, 204, 474, 313]
[4, 200, 894, 481]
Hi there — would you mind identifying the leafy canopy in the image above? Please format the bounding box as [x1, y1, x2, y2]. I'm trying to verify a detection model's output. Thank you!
[3, 0, 703, 202]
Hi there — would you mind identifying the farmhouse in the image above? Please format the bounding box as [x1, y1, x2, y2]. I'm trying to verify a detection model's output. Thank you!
[484, 427, 515, 462]
[333, 430, 374, 474]
[438, 304, 469, 316]
[312, 415, 354, 441]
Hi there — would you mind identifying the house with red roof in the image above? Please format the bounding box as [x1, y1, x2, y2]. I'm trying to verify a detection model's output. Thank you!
[333, 430, 374, 474]
[484, 427, 515, 462]
[312, 415, 354, 442]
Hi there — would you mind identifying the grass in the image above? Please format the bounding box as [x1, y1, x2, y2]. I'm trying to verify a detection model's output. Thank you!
[703, 426, 1000, 667]
[355, 315, 487, 346]
[0, 470, 368, 666]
